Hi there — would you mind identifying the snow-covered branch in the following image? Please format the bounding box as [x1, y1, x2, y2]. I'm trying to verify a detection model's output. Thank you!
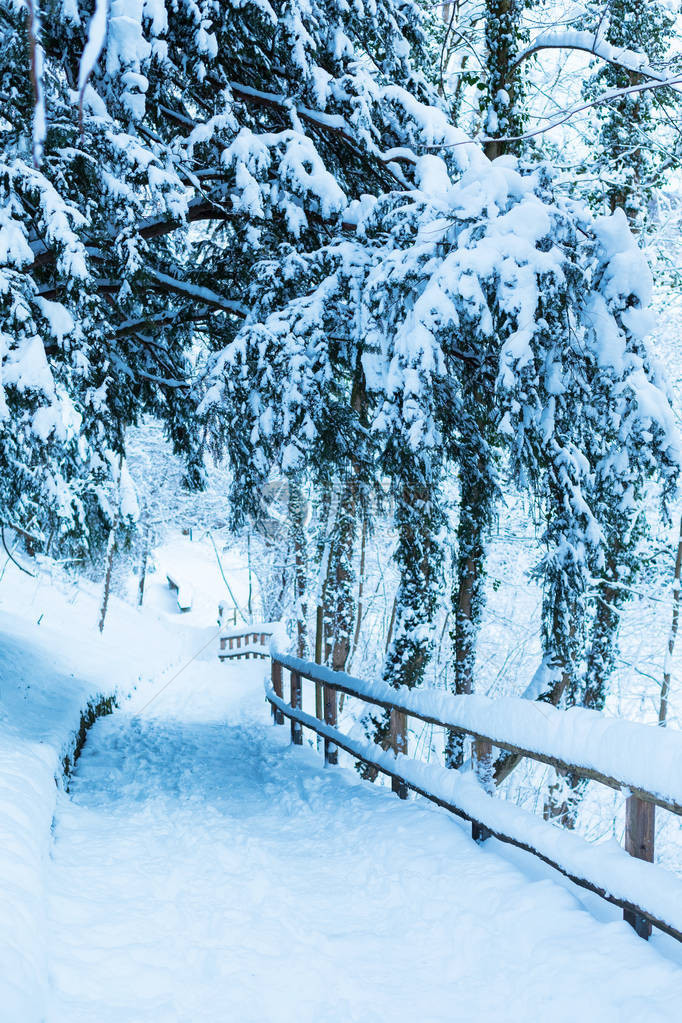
[447, 72, 682, 151]
[114, 306, 217, 338]
[146, 270, 246, 316]
[514, 30, 672, 86]
[226, 80, 419, 169]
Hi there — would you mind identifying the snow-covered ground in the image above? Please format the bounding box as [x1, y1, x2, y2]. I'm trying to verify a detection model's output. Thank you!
[45, 657, 682, 1022]
[4, 550, 682, 1021]
[0, 557, 214, 1020]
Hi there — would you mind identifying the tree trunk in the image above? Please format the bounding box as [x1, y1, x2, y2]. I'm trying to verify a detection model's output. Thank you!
[385, 477, 441, 691]
[98, 527, 117, 633]
[339, 508, 367, 712]
[288, 477, 308, 659]
[349, 509, 367, 666]
[482, 0, 523, 161]
[247, 530, 253, 622]
[363, 469, 443, 781]
[137, 542, 148, 607]
[327, 472, 357, 672]
[660, 516, 682, 726]
[313, 481, 341, 747]
[324, 359, 368, 673]
[445, 469, 491, 769]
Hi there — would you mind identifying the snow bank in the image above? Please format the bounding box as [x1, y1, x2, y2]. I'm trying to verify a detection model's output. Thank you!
[271, 645, 682, 811]
[0, 560, 199, 1022]
[0, 640, 103, 1021]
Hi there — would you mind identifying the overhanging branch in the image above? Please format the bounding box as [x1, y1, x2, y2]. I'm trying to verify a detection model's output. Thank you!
[514, 31, 676, 87]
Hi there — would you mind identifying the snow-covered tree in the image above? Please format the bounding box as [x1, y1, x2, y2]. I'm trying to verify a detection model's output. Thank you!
[580, 0, 680, 228]
[0, 0, 201, 552]
[212, 125, 679, 749]
[1, 0, 444, 554]
[3, 0, 679, 778]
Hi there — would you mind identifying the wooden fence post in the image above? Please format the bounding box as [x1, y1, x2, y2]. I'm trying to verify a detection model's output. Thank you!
[472, 738, 493, 842]
[290, 669, 303, 745]
[389, 708, 408, 799]
[324, 683, 338, 766]
[271, 660, 284, 725]
[624, 795, 655, 939]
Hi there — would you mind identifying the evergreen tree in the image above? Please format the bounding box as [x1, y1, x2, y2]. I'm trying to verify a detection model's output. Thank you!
[3, 1, 679, 794]
[217, 130, 679, 754]
[1, 0, 447, 557]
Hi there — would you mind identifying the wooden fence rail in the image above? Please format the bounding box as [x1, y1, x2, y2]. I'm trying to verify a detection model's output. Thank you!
[267, 648, 682, 945]
[219, 625, 274, 661]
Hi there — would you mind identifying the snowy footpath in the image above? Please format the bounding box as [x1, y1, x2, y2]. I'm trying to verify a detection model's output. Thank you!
[3, 560, 682, 1021]
[45, 658, 682, 1022]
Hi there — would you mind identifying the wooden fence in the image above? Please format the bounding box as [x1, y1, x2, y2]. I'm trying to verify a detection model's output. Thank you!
[219, 625, 274, 661]
[267, 649, 682, 945]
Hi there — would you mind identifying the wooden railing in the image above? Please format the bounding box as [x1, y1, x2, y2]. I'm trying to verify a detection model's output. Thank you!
[219, 624, 274, 661]
[267, 648, 682, 945]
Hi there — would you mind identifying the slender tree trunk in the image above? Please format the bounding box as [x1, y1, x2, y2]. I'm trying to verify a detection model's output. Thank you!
[327, 472, 357, 672]
[660, 516, 682, 726]
[385, 596, 397, 653]
[583, 581, 621, 713]
[325, 359, 368, 673]
[98, 527, 117, 633]
[349, 509, 367, 665]
[310, 482, 341, 746]
[540, 581, 585, 828]
[315, 481, 341, 658]
[362, 470, 443, 785]
[454, 527, 483, 693]
[247, 531, 253, 622]
[385, 478, 441, 691]
[288, 477, 308, 658]
[339, 508, 367, 712]
[545, 559, 630, 828]
[383, 476, 441, 793]
[137, 542, 148, 607]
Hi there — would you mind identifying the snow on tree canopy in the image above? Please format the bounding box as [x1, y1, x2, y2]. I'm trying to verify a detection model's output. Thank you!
[209, 143, 679, 701]
[0, 0, 455, 546]
[0, 0, 678, 659]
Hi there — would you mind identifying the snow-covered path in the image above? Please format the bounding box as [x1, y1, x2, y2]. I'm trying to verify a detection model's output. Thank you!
[47, 661, 682, 1022]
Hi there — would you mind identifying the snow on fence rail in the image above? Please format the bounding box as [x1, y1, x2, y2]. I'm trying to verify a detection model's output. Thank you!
[267, 645, 682, 944]
[219, 623, 277, 661]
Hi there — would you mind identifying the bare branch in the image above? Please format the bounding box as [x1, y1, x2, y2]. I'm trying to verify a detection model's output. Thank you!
[436, 73, 682, 150]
